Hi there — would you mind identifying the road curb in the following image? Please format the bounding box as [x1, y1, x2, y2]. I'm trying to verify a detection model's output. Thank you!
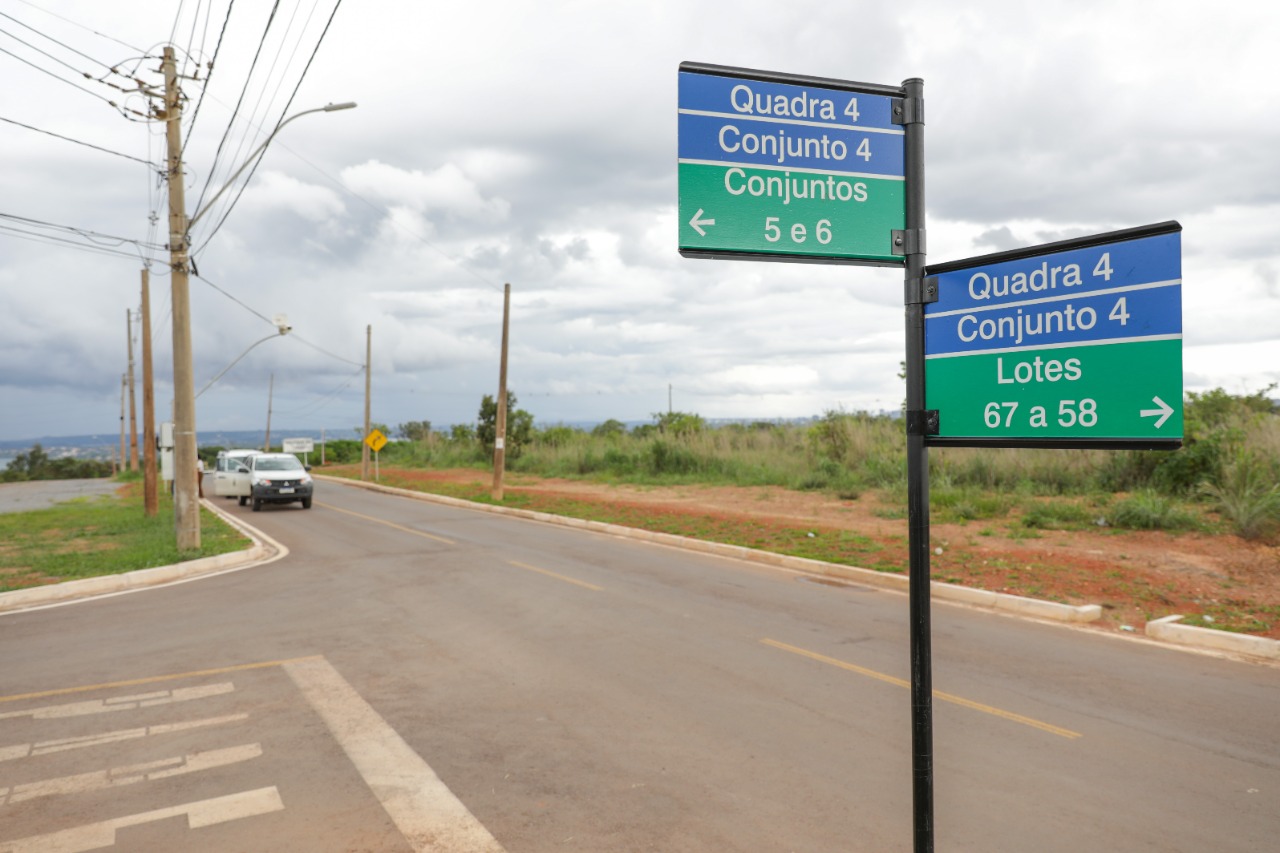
[0, 498, 285, 614]
[319, 476, 1104, 626]
[1146, 614, 1280, 661]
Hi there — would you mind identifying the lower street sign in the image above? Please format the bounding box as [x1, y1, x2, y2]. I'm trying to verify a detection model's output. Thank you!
[923, 222, 1183, 448]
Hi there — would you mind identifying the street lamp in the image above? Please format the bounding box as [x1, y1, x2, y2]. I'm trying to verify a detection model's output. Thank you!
[189, 102, 357, 228]
[162, 43, 354, 552]
[194, 316, 292, 400]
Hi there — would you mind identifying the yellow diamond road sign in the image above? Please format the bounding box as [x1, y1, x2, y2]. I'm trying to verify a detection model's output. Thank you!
[364, 428, 388, 452]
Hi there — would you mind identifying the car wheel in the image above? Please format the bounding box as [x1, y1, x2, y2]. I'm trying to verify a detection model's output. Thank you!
[301, 497, 312, 509]
[251, 498, 261, 512]
[238, 496, 247, 506]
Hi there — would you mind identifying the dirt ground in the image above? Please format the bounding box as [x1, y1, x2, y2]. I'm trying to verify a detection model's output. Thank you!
[361, 467, 1280, 639]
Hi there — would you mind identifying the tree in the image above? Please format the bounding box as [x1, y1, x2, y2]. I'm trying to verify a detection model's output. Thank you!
[591, 418, 627, 439]
[396, 420, 433, 442]
[477, 391, 534, 457]
[653, 410, 705, 437]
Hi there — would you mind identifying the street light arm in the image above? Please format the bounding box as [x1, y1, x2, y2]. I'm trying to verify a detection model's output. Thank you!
[189, 102, 357, 228]
[194, 327, 289, 399]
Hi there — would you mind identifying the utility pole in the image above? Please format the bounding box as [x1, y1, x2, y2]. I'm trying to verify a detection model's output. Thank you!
[126, 310, 139, 471]
[361, 325, 371, 480]
[264, 373, 274, 451]
[119, 373, 127, 474]
[162, 45, 200, 549]
[140, 269, 158, 516]
[491, 283, 511, 500]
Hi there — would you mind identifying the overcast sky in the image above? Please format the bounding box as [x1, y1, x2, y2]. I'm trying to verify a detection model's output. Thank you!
[2, 0, 1277, 444]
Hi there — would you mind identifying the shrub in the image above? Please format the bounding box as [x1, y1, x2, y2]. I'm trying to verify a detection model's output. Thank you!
[1200, 451, 1280, 540]
[1107, 491, 1202, 531]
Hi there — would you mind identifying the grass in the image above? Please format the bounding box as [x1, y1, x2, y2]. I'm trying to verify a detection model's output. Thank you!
[0, 480, 250, 592]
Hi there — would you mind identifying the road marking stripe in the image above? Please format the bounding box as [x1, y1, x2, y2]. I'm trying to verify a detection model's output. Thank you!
[1, 744, 263, 805]
[0, 684, 234, 721]
[0, 713, 248, 763]
[0, 786, 284, 853]
[761, 638, 1082, 740]
[0, 655, 323, 705]
[507, 561, 603, 592]
[317, 502, 457, 544]
[284, 657, 505, 853]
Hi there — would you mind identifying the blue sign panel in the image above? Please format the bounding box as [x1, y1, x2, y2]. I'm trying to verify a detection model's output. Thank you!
[925, 229, 1182, 357]
[678, 63, 907, 265]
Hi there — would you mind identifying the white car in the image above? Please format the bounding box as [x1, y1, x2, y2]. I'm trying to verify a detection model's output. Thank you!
[213, 449, 260, 504]
[247, 453, 314, 511]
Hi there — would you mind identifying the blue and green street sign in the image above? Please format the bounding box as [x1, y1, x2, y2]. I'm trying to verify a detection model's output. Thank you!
[924, 223, 1183, 448]
[678, 62, 906, 265]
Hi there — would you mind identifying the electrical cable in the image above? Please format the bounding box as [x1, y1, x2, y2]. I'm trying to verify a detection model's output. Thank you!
[183, 0, 236, 157]
[9, 1, 145, 53]
[194, 0, 343, 254]
[0, 114, 155, 165]
[190, 0, 281, 225]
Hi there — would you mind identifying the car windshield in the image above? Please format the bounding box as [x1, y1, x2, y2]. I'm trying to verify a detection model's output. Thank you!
[255, 457, 303, 472]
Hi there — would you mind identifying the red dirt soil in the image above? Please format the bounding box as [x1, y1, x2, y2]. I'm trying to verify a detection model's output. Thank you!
[346, 467, 1280, 639]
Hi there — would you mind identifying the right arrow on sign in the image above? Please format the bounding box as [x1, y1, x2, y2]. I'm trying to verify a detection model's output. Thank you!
[1140, 396, 1175, 429]
[689, 209, 715, 237]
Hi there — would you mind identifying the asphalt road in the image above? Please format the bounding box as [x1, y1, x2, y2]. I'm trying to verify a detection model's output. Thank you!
[1, 478, 1276, 851]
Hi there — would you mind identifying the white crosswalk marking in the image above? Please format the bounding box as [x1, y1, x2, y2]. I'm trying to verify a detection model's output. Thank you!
[0, 713, 248, 763]
[1, 744, 262, 805]
[0, 786, 285, 853]
[0, 684, 234, 721]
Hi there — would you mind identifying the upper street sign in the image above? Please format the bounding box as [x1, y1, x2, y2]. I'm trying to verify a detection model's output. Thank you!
[923, 222, 1184, 448]
[678, 62, 907, 265]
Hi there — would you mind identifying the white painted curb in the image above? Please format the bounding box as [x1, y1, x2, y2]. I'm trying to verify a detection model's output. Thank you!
[0, 498, 284, 614]
[1146, 614, 1280, 661]
[321, 476, 1103, 625]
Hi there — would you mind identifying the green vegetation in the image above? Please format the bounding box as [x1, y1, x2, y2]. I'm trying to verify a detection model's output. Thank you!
[341, 385, 1278, 540]
[2, 444, 113, 482]
[0, 481, 249, 592]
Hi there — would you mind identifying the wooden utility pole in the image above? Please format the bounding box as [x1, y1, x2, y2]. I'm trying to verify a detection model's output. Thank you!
[264, 373, 274, 451]
[162, 45, 199, 548]
[491, 283, 511, 500]
[126, 310, 138, 471]
[140, 269, 158, 516]
[119, 373, 127, 474]
[361, 325, 371, 480]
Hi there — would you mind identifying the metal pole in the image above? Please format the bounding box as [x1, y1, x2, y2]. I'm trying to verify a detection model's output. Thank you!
[163, 46, 200, 549]
[362, 325, 371, 480]
[126, 310, 138, 471]
[900, 77, 934, 853]
[491, 283, 511, 500]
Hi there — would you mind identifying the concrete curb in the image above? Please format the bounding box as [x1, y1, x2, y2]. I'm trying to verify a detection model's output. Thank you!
[319, 476, 1104, 625]
[1146, 615, 1280, 661]
[0, 498, 285, 615]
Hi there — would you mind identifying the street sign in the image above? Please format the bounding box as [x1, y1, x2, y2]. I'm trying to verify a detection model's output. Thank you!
[924, 222, 1183, 448]
[678, 62, 906, 265]
[364, 429, 388, 452]
[282, 437, 314, 454]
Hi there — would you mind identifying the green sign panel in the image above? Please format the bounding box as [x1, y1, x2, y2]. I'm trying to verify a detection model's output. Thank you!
[678, 63, 906, 265]
[924, 224, 1183, 448]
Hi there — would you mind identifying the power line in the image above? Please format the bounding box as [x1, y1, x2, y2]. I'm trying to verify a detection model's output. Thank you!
[191, 0, 281, 224]
[0, 114, 155, 165]
[11, 0, 145, 53]
[183, 0, 236, 156]
[191, 270, 279, 328]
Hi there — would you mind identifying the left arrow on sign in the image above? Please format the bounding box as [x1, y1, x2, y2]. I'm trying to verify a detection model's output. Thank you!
[1139, 396, 1174, 429]
[689, 209, 716, 237]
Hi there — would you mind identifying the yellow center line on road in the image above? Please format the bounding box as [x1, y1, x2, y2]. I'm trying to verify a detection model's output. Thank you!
[0, 655, 324, 705]
[761, 638, 1082, 740]
[508, 561, 603, 592]
[317, 501, 457, 545]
